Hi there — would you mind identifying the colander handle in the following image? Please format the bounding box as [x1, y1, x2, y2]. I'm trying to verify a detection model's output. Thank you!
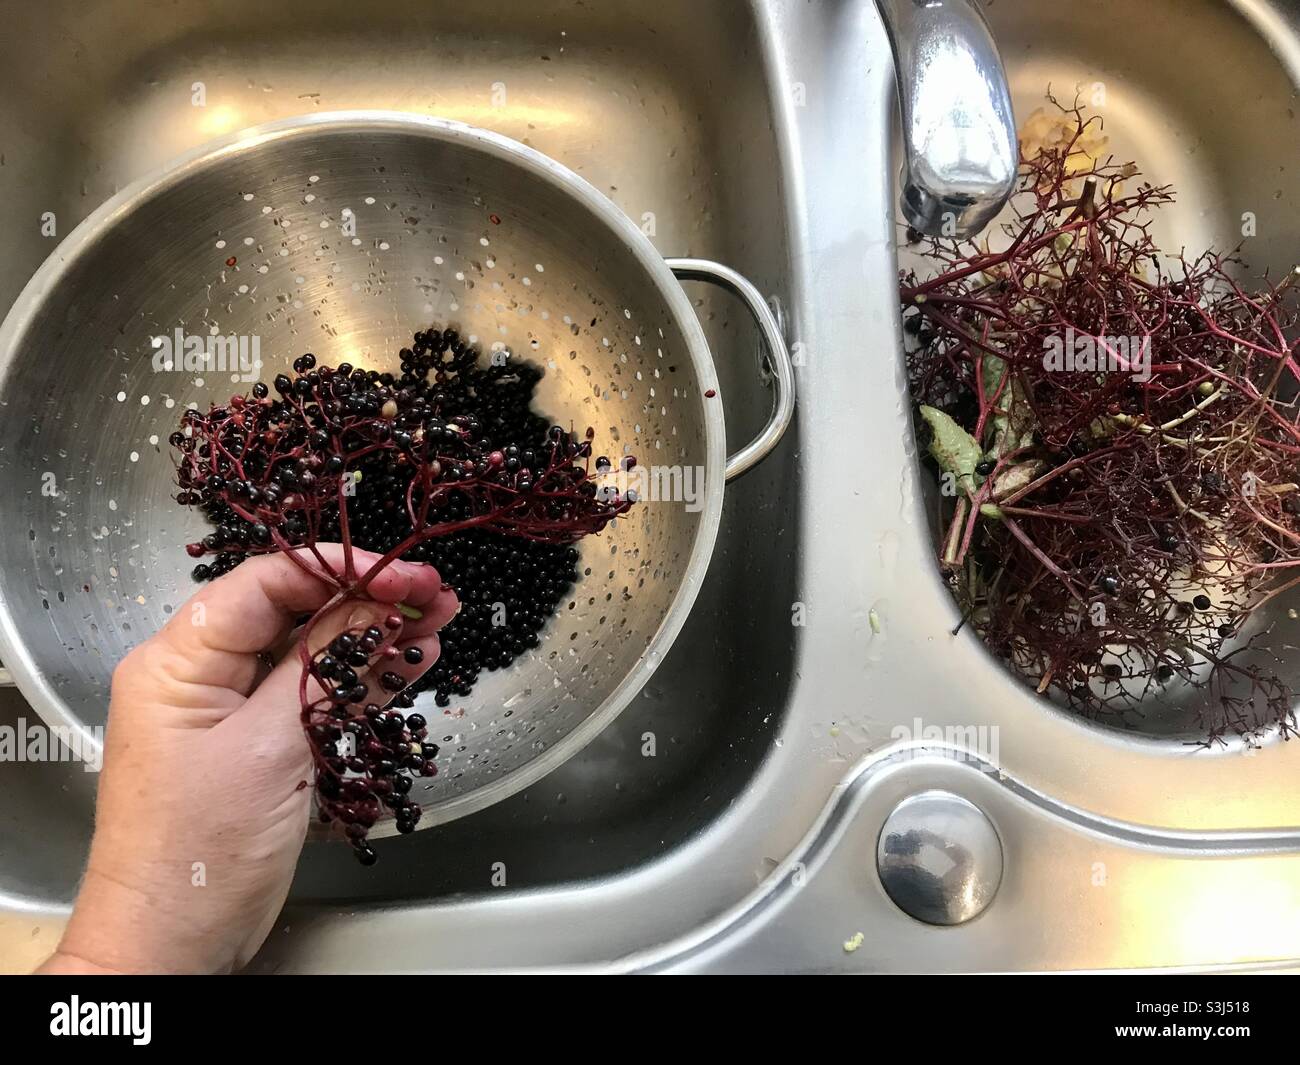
[666, 258, 796, 482]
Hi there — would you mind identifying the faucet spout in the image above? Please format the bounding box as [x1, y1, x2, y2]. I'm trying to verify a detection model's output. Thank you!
[874, 0, 1018, 239]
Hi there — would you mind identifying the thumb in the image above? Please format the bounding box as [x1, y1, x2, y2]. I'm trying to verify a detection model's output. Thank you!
[228, 600, 397, 748]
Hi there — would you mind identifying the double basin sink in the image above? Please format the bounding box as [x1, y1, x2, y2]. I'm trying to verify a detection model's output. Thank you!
[0, 0, 1298, 971]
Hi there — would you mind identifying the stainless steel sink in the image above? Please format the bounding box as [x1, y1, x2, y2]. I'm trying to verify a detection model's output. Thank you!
[2, 0, 1299, 974]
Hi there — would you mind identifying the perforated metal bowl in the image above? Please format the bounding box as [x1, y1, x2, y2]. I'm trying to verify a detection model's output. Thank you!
[0, 111, 793, 831]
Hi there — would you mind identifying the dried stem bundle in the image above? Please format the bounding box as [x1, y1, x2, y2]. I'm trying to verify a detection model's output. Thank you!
[902, 97, 1300, 743]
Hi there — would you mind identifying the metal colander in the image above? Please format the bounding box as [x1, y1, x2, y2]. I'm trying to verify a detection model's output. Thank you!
[0, 112, 793, 830]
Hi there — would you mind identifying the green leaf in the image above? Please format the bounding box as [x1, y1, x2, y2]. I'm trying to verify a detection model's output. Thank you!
[983, 354, 1035, 457]
[981, 352, 1009, 403]
[920, 405, 981, 493]
[990, 459, 1046, 500]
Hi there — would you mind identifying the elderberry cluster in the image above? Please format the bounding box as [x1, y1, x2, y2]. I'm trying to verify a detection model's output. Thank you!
[311, 617, 435, 864]
[171, 326, 633, 858]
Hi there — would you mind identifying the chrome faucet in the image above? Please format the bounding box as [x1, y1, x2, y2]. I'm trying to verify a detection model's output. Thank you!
[873, 0, 1018, 239]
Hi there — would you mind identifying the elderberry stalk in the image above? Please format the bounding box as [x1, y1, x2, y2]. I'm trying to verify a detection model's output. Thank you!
[902, 93, 1300, 744]
[171, 331, 635, 861]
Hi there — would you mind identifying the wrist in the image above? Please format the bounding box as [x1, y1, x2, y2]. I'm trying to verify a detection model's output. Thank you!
[56, 864, 230, 975]
[36, 949, 128, 975]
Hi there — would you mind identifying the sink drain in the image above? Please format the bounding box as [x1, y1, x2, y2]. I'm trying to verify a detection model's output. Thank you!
[876, 790, 1003, 925]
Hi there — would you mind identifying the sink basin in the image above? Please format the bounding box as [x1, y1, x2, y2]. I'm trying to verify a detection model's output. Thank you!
[901, 0, 1300, 739]
[2, 0, 1299, 974]
[0, 0, 796, 943]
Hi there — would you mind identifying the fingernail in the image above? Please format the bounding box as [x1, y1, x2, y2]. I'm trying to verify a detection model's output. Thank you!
[347, 606, 383, 629]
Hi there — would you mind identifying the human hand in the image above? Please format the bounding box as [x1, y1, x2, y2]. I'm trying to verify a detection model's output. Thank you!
[38, 545, 458, 974]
